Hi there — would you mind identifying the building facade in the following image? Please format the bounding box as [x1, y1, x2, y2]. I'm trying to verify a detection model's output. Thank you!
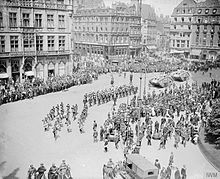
[190, 0, 220, 60]
[170, 0, 196, 58]
[141, 4, 157, 52]
[156, 15, 171, 52]
[72, 1, 142, 65]
[0, 0, 73, 82]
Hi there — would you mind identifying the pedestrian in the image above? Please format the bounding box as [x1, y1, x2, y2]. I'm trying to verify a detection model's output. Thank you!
[160, 167, 166, 179]
[27, 164, 36, 179]
[181, 165, 187, 179]
[100, 126, 104, 141]
[104, 138, 108, 152]
[159, 135, 165, 150]
[48, 163, 58, 179]
[36, 163, 46, 179]
[166, 165, 172, 179]
[174, 167, 181, 179]
[146, 133, 152, 145]
[93, 129, 98, 143]
[93, 120, 97, 131]
[154, 159, 161, 174]
[169, 152, 174, 167]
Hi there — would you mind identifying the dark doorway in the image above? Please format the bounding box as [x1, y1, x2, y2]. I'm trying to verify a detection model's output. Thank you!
[48, 69, 55, 77]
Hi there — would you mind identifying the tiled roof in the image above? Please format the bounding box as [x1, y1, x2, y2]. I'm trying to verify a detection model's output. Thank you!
[197, 0, 220, 7]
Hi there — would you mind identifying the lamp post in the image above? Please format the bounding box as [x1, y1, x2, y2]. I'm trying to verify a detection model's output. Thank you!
[143, 66, 146, 97]
[139, 71, 143, 99]
[137, 71, 142, 146]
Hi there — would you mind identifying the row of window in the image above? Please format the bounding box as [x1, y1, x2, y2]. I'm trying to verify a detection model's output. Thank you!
[196, 16, 219, 24]
[196, 25, 216, 33]
[195, 33, 220, 47]
[173, 25, 191, 30]
[0, 12, 65, 28]
[74, 33, 129, 44]
[74, 16, 140, 23]
[173, 40, 190, 48]
[5, 0, 65, 4]
[0, 35, 65, 52]
[74, 26, 129, 32]
[172, 32, 190, 38]
[75, 45, 128, 55]
[176, 8, 193, 14]
[174, 17, 191, 23]
[197, 8, 217, 15]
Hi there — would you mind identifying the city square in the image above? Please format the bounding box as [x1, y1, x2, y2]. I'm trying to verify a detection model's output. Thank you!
[0, 0, 220, 179]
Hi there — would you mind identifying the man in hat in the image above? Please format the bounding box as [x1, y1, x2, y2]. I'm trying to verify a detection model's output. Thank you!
[107, 158, 114, 169]
[28, 164, 36, 179]
[100, 126, 105, 141]
[181, 165, 186, 179]
[48, 164, 58, 179]
[93, 129, 98, 143]
[93, 120, 97, 131]
[36, 163, 46, 179]
[104, 138, 108, 152]
[154, 159, 161, 174]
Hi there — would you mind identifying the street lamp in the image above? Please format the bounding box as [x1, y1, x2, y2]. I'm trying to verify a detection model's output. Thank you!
[143, 66, 146, 97]
[139, 71, 143, 99]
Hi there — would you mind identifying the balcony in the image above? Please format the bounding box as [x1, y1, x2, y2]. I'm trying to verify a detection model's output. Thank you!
[37, 50, 70, 56]
[33, 1, 44, 8]
[0, 52, 10, 58]
[21, 26, 35, 33]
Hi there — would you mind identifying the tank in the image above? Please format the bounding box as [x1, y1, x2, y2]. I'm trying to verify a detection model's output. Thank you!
[171, 70, 190, 82]
[149, 75, 173, 88]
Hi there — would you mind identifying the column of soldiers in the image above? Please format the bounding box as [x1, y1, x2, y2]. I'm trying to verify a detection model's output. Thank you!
[42, 102, 78, 140]
[27, 160, 72, 179]
[83, 85, 138, 108]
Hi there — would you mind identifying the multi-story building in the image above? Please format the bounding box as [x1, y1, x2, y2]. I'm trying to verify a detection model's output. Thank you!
[156, 15, 171, 51]
[190, 0, 220, 60]
[141, 4, 157, 52]
[0, 0, 73, 82]
[75, 0, 105, 9]
[72, 1, 142, 65]
[170, 0, 197, 58]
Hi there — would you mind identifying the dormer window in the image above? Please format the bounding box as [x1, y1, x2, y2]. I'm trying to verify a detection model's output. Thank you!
[198, 9, 202, 14]
[213, 9, 217, 14]
[205, 9, 209, 14]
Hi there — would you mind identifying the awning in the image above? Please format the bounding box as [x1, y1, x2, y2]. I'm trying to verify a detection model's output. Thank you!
[25, 71, 34, 76]
[191, 49, 201, 56]
[0, 73, 9, 79]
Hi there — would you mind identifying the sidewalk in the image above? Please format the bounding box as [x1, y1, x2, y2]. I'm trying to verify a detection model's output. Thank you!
[198, 127, 220, 172]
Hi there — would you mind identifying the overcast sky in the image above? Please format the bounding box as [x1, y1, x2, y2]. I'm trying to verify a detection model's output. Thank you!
[103, 0, 203, 16]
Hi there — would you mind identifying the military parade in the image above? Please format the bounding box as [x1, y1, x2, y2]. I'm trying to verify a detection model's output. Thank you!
[1, 0, 220, 178]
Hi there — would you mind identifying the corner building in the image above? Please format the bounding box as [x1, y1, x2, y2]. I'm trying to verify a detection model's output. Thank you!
[190, 0, 220, 60]
[0, 0, 73, 82]
[72, 2, 142, 65]
[170, 0, 196, 58]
